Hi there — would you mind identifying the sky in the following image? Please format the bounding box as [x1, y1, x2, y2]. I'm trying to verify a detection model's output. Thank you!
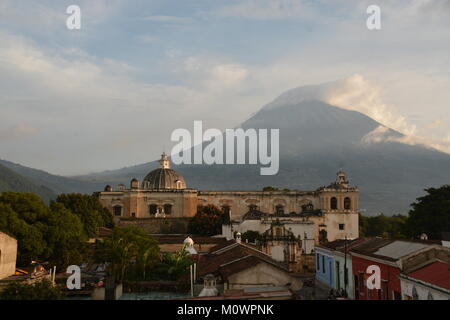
[0, 0, 449, 175]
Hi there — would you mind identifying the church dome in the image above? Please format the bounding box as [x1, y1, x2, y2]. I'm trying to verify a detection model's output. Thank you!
[142, 153, 187, 190]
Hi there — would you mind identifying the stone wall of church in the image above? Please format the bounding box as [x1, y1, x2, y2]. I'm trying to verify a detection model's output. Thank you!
[98, 190, 197, 219]
[118, 217, 192, 234]
[197, 191, 320, 221]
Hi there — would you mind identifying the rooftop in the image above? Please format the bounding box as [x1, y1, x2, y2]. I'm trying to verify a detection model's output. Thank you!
[406, 261, 450, 290]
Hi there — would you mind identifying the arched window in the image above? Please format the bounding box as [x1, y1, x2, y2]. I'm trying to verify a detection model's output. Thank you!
[149, 204, 157, 215]
[330, 197, 338, 210]
[248, 204, 258, 211]
[344, 197, 352, 210]
[275, 205, 284, 214]
[113, 205, 122, 216]
[164, 204, 172, 215]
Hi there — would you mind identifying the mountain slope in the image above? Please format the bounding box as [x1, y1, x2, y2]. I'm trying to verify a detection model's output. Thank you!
[0, 159, 105, 195]
[0, 162, 56, 202]
[74, 99, 450, 215]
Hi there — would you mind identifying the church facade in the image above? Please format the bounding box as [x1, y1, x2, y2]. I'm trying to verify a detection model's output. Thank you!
[97, 153, 359, 242]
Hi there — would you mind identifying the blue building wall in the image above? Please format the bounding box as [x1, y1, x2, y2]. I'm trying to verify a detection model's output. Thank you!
[315, 249, 335, 288]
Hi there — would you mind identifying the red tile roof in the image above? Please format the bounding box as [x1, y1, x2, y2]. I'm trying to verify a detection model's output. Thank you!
[407, 261, 450, 290]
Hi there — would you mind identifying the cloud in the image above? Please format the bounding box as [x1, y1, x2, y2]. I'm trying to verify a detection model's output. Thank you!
[143, 15, 193, 23]
[214, 0, 316, 20]
[323, 75, 417, 136]
[362, 125, 450, 154]
[0, 123, 39, 140]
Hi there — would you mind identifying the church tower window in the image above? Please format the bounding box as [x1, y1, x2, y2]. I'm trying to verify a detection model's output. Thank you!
[330, 197, 338, 210]
[344, 197, 352, 210]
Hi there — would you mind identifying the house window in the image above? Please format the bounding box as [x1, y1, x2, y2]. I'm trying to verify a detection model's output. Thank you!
[344, 197, 351, 210]
[149, 204, 157, 215]
[316, 254, 320, 271]
[339, 224, 345, 230]
[113, 205, 122, 216]
[275, 205, 284, 214]
[330, 197, 338, 210]
[412, 287, 419, 300]
[248, 204, 258, 211]
[164, 204, 172, 215]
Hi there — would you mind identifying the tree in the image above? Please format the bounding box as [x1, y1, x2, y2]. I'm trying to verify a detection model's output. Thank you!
[0, 279, 65, 300]
[55, 193, 114, 238]
[0, 192, 88, 268]
[149, 248, 194, 281]
[241, 230, 261, 243]
[187, 204, 225, 236]
[263, 186, 279, 191]
[359, 213, 407, 239]
[46, 203, 89, 270]
[406, 185, 450, 240]
[95, 226, 159, 283]
[0, 193, 49, 265]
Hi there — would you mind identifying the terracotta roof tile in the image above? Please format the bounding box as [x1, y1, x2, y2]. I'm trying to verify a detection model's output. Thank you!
[407, 261, 450, 290]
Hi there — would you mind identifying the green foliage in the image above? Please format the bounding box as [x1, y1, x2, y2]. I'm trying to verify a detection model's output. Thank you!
[406, 185, 450, 240]
[263, 186, 279, 191]
[137, 248, 194, 281]
[359, 213, 408, 239]
[187, 204, 225, 236]
[55, 193, 114, 238]
[0, 163, 56, 203]
[0, 279, 65, 300]
[0, 192, 88, 268]
[241, 230, 261, 243]
[95, 226, 159, 283]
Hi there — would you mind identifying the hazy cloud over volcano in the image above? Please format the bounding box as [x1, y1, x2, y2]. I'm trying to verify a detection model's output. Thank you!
[0, 0, 449, 174]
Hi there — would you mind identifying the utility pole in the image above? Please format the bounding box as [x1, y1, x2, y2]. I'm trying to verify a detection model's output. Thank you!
[344, 236, 348, 297]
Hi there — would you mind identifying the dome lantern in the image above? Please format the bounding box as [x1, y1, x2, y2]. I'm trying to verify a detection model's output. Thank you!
[142, 152, 187, 190]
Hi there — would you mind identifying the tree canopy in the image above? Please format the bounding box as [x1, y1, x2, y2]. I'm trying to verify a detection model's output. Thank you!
[406, 185, 450, 240]
[55, 193, 114, 238]
[0, 192, 90, 268]
[0, 279, 65, 300]
[187, 204, 225, 236]
[94, 226, 159, 283]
